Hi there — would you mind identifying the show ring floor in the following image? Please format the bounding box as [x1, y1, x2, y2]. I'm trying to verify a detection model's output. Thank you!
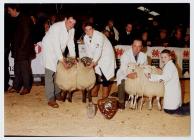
[4, 81, 190, 137]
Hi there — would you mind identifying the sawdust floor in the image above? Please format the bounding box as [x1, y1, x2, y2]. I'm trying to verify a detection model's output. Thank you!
[4, 80, 190, 137]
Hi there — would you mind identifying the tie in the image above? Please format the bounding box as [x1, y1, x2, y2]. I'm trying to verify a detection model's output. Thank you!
[89, 36, 92, 43]
[135, 55, 138, 61]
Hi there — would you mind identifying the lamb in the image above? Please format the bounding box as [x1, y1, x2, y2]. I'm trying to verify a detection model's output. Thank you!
[139, 65, 164, 110]
[124, 63, 165, 110]
[124, 63, 143, 109]
[55, 57, 96, 103]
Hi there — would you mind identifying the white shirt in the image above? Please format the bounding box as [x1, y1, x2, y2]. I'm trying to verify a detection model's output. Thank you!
[149, 60, 182, 110]
[116, 47, 147, 85]
[84, 30, 116, 80]
[42, 20, 75, 72]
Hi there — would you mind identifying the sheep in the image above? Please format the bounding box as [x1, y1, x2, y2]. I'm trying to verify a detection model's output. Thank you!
[139, 65, 164, 110]
[55, 57, 77, 102]
[76, 57, 96, 103]
[55, 57, 96, 103]
[124, 63, 143, 109]
[124, 63, 165, 111]
[55, 57, 77, 91]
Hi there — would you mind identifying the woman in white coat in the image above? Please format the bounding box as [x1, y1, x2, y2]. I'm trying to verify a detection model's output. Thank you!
[116, 39, 148, 109]
[42, 16, 76, 108]
[145, 49, 183, 114]
[83, 23, 116, 99]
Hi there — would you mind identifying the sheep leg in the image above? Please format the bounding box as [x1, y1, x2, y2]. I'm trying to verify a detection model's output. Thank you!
[156, 96, 162, 111]
[139, 95, 144, 111]
[132, 95, 137, 109]
[125, 94, 131, 108]
[148, 97, 152, 110]
[88, 90, 92, 103]
[67, 91, 72, 103]
[129, 95, 134, 109]
[82, 90, 87, 103]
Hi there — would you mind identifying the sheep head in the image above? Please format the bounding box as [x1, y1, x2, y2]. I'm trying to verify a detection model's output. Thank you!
[127, 63, 137, 73]
[63, 57, 77, 68]
[80, 57, 93, 67]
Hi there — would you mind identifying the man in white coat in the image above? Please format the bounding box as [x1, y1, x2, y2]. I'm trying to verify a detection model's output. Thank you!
[42, 16, 76, 108]
[83, 23, 116, 99]
[145, 49, 188, 115]
[116, 39, 147, 109]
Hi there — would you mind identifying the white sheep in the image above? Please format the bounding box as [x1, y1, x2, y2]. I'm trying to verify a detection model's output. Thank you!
[140, 65, 164, 110]
[124, 63, 143, 109]
[55, 57, 96, 103]
[124, 64, 164, 111]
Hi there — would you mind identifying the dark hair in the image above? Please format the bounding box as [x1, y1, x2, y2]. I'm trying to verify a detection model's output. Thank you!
[133, 38, 142, 43]
[66, 15, 76, 20]
[161, 49, 171, 55]
[84, 22, 94, 28]
[6, 4, 21, 12]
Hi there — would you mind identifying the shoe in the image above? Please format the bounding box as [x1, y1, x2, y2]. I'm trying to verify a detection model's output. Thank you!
[118, 102, 125, 110]
[20, 89, 30, 95]
[56, 95, 65, 102]
[7, 87, 20, 93]
[48, 100, 59, 108]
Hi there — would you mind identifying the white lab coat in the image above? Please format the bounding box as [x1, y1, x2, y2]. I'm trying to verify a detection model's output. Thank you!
[105, 26, 119, 41]
[116, 47, 147, 85]
[83, 30, 116, 80]
[42, 20, 75, 72]
[149, 60, 182, 110]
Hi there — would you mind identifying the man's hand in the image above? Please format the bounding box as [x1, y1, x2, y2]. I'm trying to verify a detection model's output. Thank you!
[127, 72, 137, 79]
[87, 61, 96, 69]
[60, 60, 71, 69]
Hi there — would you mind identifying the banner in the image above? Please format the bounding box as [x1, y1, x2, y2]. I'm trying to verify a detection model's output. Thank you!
[9, 45, 190, 78]
[114, 45, 190, 78]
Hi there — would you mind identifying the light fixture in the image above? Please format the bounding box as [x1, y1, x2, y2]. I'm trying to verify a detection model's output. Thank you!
[149, 11, 160, 16]
[137, 6, 160, 16]
[148, 17, 153, 21]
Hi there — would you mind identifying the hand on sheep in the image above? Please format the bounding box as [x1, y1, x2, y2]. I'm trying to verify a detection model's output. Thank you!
[127, 72, 137, 79]
[144, 73, 151, 79]
[62, 61, 72, 69]
[87, 61, 96, 69]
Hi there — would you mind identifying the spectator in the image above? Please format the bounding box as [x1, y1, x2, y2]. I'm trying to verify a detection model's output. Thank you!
[105, 19, 119, 46]
[152, 29, 169, 47]
[119, 23, 135, 45]
[184, 28, 190, 48]
[169, 27, 185, 47]
[141, 31, 151, 52]
[7, 4, 36, 95]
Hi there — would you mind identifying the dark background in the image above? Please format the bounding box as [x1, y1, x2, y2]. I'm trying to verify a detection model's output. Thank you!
[5, 3, 190, 30]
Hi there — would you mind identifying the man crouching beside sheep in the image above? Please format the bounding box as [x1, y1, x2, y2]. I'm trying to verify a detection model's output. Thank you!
[116, 39, 148, 110]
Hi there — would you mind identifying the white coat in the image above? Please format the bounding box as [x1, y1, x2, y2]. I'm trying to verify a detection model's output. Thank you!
[105, 26, 119, 41]
[42, 20, 76, 72]
[83, 30, 116, 80]
[116, 47, 147, 85]
[149, 60, 182, 110]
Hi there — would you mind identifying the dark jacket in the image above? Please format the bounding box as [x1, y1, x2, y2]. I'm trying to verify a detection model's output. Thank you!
[11, 13, 35, 61]
[119, 31, 135, 45]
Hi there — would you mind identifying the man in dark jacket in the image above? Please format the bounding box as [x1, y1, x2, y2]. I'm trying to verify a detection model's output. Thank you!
[7, 4, 35, 95]
[119, 23, 135, 45]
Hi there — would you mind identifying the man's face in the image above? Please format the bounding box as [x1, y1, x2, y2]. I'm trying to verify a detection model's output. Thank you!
[132, 40, 142, 56]
[84, 25, 94, 37]
[65, 17, 76, 30]
[161, 53, 171, 64]
[126, 24, 132, 32]
[7, 7, 18, 17]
